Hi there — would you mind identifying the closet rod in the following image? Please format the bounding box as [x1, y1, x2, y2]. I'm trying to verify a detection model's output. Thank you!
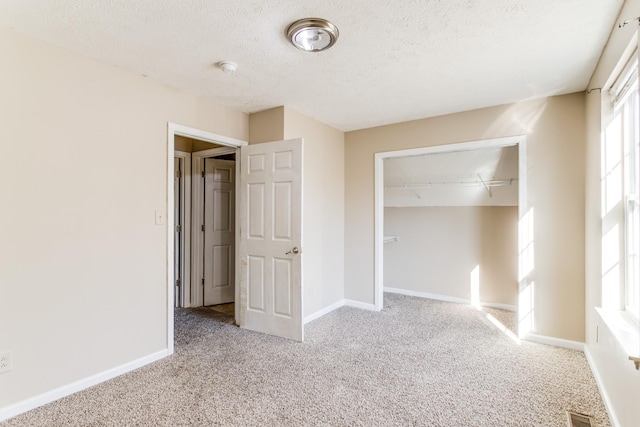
[385, 178, 517, 189]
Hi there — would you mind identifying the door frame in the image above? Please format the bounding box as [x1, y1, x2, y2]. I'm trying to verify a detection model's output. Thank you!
[373, 135, 527, 332]
[174, 150, 192, 308]
[166, 123, 247, 354]
[191, 147, 239, 308]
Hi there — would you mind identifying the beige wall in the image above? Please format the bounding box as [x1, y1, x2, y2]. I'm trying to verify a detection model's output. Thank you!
[584, 1, 640, 426]
[0, 29, 248, 410]
[283, 108, 345, 317]
[249, 107, 284, 144]
[384, 207, 517, 307]
[346, 93, 586, 341]
[248, 107, 345, 319]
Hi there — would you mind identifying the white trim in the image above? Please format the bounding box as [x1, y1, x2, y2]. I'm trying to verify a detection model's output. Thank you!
[384, 287, 517, 312]
[584, 346, 622, 427]
[190, 147, 240, 309]
[373, 135, 527, 332]
[166, 126, 175, 354]
[516, 137, 529, 330]
[377, 136, 523, 159]
[303, 291, 518, 325]
[234, 152, 241, 325]
[192, 146, 237, 158]
[166, 123, 247, 353]
[0, 350, 168, 423]
[169, 123, 247, 148]
[174, 151, 192, 308]
[595, 308, 640, 363]
[303, 299, 378, 324]
[344, 299, 377, 311]
[523, 333, 585, 351]
[479, 302, 517, 312]
[374, 154, 384, 311]
[190, 156, 205, 307]
[304, 300, 345, 324]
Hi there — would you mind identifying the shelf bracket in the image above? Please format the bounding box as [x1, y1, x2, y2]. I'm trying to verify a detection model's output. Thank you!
[477, 174, 492, 198]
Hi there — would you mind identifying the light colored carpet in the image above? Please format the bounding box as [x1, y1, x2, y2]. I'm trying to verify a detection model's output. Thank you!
[3, 294, 610, 426]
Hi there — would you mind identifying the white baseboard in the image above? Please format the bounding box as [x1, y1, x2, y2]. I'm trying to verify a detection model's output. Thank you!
[523, 333, 585, 351]
[384, 287, 517, 312]
[304, 300, 345, 324]
[481, 301, 518, 312]
[303, 299, 378, 324]
[584, 346, 621, 427]
[0, 349, 168, 422]
[344, 299, 377, 311]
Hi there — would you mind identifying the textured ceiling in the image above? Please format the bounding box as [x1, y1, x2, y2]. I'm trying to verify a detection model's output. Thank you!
[385, 146, 519, 207]
[0, 0, 624, 131]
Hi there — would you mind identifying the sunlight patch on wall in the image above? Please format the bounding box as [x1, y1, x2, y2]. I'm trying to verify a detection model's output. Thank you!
[518, 208, 535, 282]
[518, 281, 535, 336]
[518, 208, 535, 336]
[483, 98, 549, 137]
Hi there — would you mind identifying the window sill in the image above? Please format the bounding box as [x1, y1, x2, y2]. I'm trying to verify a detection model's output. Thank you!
[595, 307, 640, 370]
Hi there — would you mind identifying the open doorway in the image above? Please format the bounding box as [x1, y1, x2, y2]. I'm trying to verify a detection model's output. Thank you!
[166, 123, 246, 354]
[374, 135, 528, 337]
[174, 135, 238, 310]
[167, 124, 306, 350]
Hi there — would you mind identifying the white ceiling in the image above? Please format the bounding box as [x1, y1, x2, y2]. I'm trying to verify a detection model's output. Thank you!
[0, 0, 624, 131]
[384, 145, 519, 207]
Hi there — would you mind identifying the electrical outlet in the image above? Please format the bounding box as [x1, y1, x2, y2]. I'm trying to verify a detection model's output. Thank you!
[0, 352, 12, 374]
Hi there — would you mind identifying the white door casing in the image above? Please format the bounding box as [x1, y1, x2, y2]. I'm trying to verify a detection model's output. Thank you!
[174, 157, 182, 307]
[203, 159, 236, 306]
[374, 135, 526, 333]
[239, 139, 303, 341]
[167, 122, 247, 355]
[174, 150, 192, 308]
[191, 146, 238, 308]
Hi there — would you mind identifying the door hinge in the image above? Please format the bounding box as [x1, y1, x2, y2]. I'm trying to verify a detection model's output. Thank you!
[201, 171, 205, 178]
[201, 278, 204, 286]
[201, 224, 205, 232]
[175, 170, 182, 178]
[176, 224, 182, 233]
[176, 279, 181, 287]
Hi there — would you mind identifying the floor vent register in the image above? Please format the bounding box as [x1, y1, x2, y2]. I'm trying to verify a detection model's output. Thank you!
[566, 411, 594, 427]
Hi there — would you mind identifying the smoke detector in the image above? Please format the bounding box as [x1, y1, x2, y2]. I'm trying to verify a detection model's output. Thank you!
[218, 60, 238, 74]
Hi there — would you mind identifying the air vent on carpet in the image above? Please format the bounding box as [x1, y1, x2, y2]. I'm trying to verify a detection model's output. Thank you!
[566, 410, 594, 427]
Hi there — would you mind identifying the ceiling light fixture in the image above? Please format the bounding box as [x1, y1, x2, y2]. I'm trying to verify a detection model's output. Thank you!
[287, 18, 339, 52]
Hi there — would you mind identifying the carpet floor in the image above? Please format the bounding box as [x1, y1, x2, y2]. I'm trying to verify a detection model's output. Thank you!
[3, 294, 610, 426]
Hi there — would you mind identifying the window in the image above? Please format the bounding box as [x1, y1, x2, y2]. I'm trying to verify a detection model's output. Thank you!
[605, 53, 640, 321]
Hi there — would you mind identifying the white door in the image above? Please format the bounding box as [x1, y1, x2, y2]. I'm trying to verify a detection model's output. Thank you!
[203, 159, 236, 306]
[239, 139, 303, 341]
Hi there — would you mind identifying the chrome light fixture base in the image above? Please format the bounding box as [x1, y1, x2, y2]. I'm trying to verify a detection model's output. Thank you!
[287, 18, 339, 52]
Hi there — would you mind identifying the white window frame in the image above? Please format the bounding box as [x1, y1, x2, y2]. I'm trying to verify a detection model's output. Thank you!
[608, 52, 640, 322]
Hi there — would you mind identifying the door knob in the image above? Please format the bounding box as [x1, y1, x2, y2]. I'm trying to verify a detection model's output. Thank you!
[286, 247, 300, 255]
